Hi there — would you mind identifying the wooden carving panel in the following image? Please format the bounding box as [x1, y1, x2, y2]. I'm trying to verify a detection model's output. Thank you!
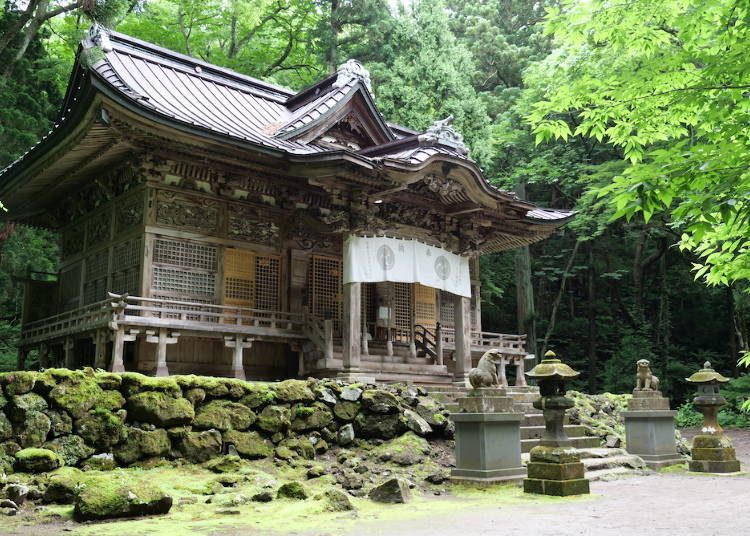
[85, 211, 111, 248]
[116, 191, 144, 233]
[155, 190, 219, 233]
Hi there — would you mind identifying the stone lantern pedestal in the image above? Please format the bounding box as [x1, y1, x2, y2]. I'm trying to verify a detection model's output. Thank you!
[686, 362, 741, 473]
[622, 390, 683, 469]
[450, 388, 525, 484]
[522, 351, 590, 496]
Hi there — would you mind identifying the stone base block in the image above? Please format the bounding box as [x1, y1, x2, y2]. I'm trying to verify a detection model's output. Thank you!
[451, 466, 526, 485]
[452, 412, 524, 481]
[336, 372, 376, 384]
[528, 445, 581, 464]
[692, 447, 737, 461]
[457, 395, 513, 413]
[639, 453, 686, 470]
[527, 461, 584, 481]
[623, 410, 679, 464]
[689, 459, 741, 473]
[523, 477, 590, 496]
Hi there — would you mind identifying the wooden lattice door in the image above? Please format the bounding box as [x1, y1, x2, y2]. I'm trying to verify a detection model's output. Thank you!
[393, 282, 412, 342]
[413, 283, 437, 329]
[224, 249, 255, 309]
[308, 255, 342, 333]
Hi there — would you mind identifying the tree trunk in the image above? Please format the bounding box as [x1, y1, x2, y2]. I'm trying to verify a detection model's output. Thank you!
[541, 239, 581, 358]
[586, 242, 597, 392]
[514, 180, 538, 361]
[328, 0, 339, 73]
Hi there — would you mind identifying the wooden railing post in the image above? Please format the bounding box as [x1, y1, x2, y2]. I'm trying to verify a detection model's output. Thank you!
[515, 357, 527, 387]
[498, 356, 508, 387]
[324, 319, 334, 362]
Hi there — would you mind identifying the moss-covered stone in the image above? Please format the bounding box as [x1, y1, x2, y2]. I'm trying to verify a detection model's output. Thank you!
[277, 481, 308, 500]
[238, 383, 276, 409]
[176, 430, 222, 462]
[368, 478, 411, 503]
[120, 373, 181, 397]
[73, 471, 173, 521]
[354, 413, 406, 439]
[3, 372, 36, 396]
[47, 371, 124, 419]
[194, 400, 256, 431]
[414, 399, 448, 429]
[15, 410, 52, 447]
[94, 373, 122, 391]
[0, 390, 7, 410]
[274, 445, 296, 460]
[127, 391, 195, 427]
[204, 455, 242, 473]
[274, 380, 315, 403]
[318, 488, 353, 511]
[14, 448, 62, 473]
[222, 430, 272, 459]
[372, 432, 430, 466]
[43, 467, 86, 504]
[257, 405, 290, 433]
[45, 409, 73, 437]
[75, 408, 126, 450]
[333, 401, 360, 421]
[185, 388, 206, 406]
[290, 402, 333, 432]
[44, 435, 95, 466]
[278, 437, 315, 459]
[82, 455, 118, 471]
[113, 428, 170, 465]
[1, 440, 20, 457]
[0, 411, 11, 442]
[8, 392, 47, 421]
[361, 389, 401, 414]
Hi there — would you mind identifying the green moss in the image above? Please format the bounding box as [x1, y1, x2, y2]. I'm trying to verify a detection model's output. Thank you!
[274, 380, 315, 403]
[113, 428, 170, 465]
[120, 373, 181, 397]
[176, 430, 222, 462]
[361, 389, 401, 414]
[257, 405, 290, 433]
[94, 373, 122, 391]
[203, 455, 243, 473]
[194, 400, 256, 431]
[239, 384, 276, 409]
[2, 371, 37, 396]
[222, 430, 272, 459]
[44, 435, 95, 466]
[44, 467, 86, 504]
[127, 391, 195, 427]
[75, 408, 126, 450]
[46, 370, 124, 420]
[14, 447, 63, 473]
[8, 392, 48, 420]
[279, 438, 315, 459]
[277, 481, 308, 500]
[73, 470, 172, 521]
[0, 391, 7, 410]
[290, 402, 333, 432]
[83, 456, 118, 471]
[15, 410, 52, 448]
[333, 401, 360, 421]
[46, 409, 73, 437]
[0, 411, 11, 442]
[371, 432, 430, 466]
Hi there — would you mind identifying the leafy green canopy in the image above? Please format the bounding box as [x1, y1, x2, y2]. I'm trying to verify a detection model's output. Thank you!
[527, 0, 750, 285]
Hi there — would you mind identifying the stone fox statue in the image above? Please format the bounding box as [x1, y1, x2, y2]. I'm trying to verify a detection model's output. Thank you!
[468, 349, 504, 389]
[635, 359, 660, 391]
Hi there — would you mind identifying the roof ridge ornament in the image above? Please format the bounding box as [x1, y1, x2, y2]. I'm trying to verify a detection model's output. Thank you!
[88, 22, 113, 53]
[333, 59, 372, 93]
[419, 115, 468, 155]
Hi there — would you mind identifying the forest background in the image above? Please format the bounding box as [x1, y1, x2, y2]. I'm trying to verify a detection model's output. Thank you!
[0, 0, 748, 423]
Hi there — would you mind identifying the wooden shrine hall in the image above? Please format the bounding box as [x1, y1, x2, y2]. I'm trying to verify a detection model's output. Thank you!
[0, 26, 573, 385]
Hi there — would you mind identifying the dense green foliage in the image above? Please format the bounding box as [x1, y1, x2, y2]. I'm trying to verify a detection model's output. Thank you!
[0, 0, 747, 414]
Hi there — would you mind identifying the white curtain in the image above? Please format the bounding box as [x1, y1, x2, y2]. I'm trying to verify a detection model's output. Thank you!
[343, 235, 471, 297]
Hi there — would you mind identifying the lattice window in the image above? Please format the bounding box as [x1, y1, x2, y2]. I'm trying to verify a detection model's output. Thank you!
[153, 239, 217, 271]
[308, 255, 342, 333]
[110, 238, 142, 295]
[224, 249, 255, 307]
[59, 263, 82, 311]
[83, 251, 109, 304]
[440, 290, 455, 328]
[153, 267, 216, 297]
[393, 282, 412, 342]
[414, 283, 437, 328]
[255, 254, 280, 311]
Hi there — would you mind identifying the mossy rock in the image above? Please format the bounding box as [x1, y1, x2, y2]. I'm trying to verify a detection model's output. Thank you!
[47, 370, 124, 419]
[274, 445, 296, 460]
[354, 413, 406, 439]
[45, 409, 73, 437]
[204, 455, 243, 473]
[222, 430, 272, 459]
[185, 388, 206, 406]
[44, 435, 95, 466]
[8, 392, 48, 421]
[73, 471, 173, 521]
[239, 384, 276, 409]
[361, 389, 400, 414]
[15, 410, 52, 447]
[318, 488, 353, 511]
[0, 391, 7, 410]
[256, 405, 290, 433]
[0, 411, 11, 442]
[94, 373, 122, 391]
[333, 401, 360, 421]
[173, 375, 235, 398]
[290, 402, 333, 432]
[14, 448, 63, 473]
[279, 437, 315, 459]
[194, 400, 256, 431]
[127, 391, 195, 428]
[1, 440, 21, 457]
[414, 399, 448, 429]
[277, 481, 308, 500]
[75, 408, 126, 450]
[274, 380, 315, 403]
[372, 432, 430, 466]
[43, 467, 86, 504]
[120, 373, 181, 397]
[2, 371, 36, 396]
[113, 428, 170, 465]
[176, 430, 222, 462]
[82, 455, 117, 471]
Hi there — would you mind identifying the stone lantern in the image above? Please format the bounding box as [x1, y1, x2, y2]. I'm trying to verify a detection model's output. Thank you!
[685, 361, 740, 473]
[523, 351, 590, 496]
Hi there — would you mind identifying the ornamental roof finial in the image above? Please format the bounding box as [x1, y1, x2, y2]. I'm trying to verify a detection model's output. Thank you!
[333, 59, 372, 92]
[418, 115, 468, 155]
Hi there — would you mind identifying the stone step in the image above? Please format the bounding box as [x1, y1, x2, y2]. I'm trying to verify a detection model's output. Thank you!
[520, 425, 586, 440]
[582, 454, 646, 472]
[576, 447, 630, 459]
[585, 466, 641, 482]
[521, 436, 600, 453]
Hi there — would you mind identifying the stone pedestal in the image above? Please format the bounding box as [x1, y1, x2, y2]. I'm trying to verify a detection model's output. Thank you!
[689, 434, 741, 473]
[524, 446, 590, 496]
[622, 390, 684, 469]
[450, 389, 525, 484]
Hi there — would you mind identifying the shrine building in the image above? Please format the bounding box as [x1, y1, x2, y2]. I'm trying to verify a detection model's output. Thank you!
[0, 26, 573, 386]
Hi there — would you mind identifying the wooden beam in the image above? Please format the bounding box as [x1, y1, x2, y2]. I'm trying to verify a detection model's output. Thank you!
[224, 335, 253, 380]
[145, 328, 179, 377]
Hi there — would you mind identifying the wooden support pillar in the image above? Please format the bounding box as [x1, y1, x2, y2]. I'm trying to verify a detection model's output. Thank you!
[515, 357, 527, 387]
[63, 337, 75, 369]
[224, 335, 253, 380]
[39, 343, 49, 369]
[361, 326, 369, 356]
[146, 328, 179, 377]
[435, 323, 444, 366]
[16, 347, 28, 371]
[498, 356, 508, 387]
[93, 330, 110, 369]
[111, 328, 139, 373]
[342, 282, 361, 372]
[453, 294, 472, 386]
